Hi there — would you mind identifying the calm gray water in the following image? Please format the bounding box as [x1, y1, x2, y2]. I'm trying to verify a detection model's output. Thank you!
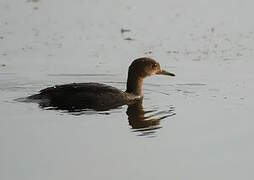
[1, 0, 254, 179]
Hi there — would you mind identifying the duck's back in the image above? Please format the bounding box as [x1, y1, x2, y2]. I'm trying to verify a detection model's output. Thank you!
[29, 83, 128, 111]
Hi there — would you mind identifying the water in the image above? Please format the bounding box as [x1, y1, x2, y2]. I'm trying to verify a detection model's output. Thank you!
[1, 0, 254, 179]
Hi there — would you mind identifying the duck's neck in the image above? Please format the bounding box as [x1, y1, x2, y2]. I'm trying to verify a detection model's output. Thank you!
[126, 73, 144, 96]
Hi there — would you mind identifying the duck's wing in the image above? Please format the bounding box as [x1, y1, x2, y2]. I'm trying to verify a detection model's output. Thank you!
[31, 83, 127, 111]
[40, 83, 122, 95]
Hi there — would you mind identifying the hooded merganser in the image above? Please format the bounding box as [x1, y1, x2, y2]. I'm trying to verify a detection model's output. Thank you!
[27, 57, 175, 111]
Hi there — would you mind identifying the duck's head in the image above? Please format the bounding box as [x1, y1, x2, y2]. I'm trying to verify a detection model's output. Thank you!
[126, 57, 175, 96]
[128, 57, 175, 78]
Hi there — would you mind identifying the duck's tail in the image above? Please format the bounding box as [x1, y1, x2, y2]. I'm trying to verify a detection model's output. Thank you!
[27, 93, 42, 100]
[15, 93, 42, 103]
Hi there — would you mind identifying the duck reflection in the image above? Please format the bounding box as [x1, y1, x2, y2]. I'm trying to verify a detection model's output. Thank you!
[20, 97, 175, 136]
[127, 100, 175, 136]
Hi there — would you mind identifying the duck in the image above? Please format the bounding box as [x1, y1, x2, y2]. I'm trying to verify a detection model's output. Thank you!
[27, 57, 175, 111]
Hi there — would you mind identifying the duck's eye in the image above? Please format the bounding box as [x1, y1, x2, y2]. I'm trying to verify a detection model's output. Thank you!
[152, 63, 157, 68]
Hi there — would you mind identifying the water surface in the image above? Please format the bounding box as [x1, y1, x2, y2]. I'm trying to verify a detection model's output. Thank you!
[1, 0, 254, 179]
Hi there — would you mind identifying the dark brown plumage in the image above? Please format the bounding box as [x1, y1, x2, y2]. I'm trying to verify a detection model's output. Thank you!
[27, 57, 175, 111]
